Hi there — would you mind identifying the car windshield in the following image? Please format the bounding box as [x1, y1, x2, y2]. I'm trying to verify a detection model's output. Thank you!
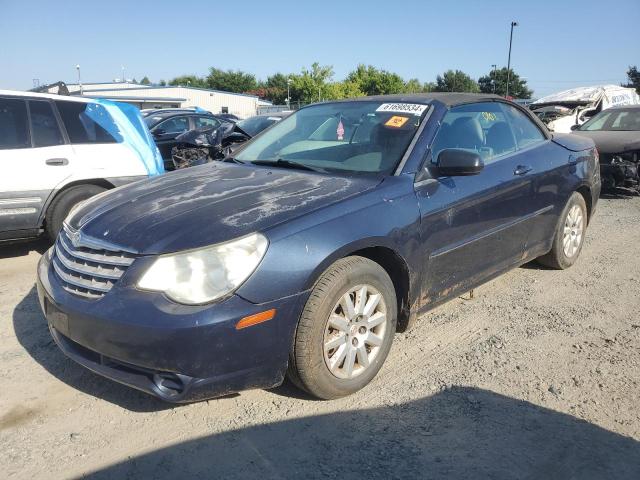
[236, 115, 280, 137]
[144, 114, 172, 129]
[235, 101, 429, 174]
[580, 109, 640, 131]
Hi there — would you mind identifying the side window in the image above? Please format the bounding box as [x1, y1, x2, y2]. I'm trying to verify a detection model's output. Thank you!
[55, 101, 118, 144]
[502, 104, 545, 149]
[155, 116, 189, 134]
[194, 116, 220, 129]
[0, 98, 29, 149]
[431, 102, 516, 164]
[29, 101, 64, 147]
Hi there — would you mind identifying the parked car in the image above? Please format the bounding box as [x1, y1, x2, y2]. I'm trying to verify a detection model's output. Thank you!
[37, 93, 600, 403]
[571, 105, 640, 191]
[530, 85, 639, 133]
[144, 109, 228, 169]
[0, 90, 163, 242]
[217, 113, 241, 123]
[235, 111, 292, 137]
[169, 112, 292, 169]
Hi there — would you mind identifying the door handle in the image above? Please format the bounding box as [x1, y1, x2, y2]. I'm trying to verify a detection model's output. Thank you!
[45, 158, 68, 166]
[514, 165, 532, 176]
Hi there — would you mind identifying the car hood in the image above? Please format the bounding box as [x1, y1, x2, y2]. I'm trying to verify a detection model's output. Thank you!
[68, 162, 381, 254]
[571, 131, 640, 154]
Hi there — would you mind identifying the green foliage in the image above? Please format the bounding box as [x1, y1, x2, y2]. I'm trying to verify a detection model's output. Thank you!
[434, 70, 479, 93]
[205, 68, 258, 93]
[168, 75, 207, 88]
[624, 66, 640, 94]
[158, 79, 166, 86]
[289, 63, 336, 103]
[403, 78, 435, 93]
[346, 65, 405, 95]
[140, 76, 151, 85]
[478, 67, 532, 98]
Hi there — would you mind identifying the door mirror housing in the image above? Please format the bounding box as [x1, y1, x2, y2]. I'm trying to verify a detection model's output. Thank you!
[436, 149, 484, 176]
[153, 128, 166, 137]
[570, 124, 581, 131]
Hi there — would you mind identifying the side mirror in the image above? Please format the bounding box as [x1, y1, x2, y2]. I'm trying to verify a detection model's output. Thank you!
[570, 124, 580, 131]
[153, 128, 166, 137]
[436, 149, 484, 176]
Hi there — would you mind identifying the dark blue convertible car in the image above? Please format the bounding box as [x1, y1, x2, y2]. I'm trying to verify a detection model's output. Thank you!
[36, 93, 601, 402]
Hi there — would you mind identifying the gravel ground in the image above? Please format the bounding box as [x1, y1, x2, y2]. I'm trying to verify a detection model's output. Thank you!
[1, 195, 639, 479]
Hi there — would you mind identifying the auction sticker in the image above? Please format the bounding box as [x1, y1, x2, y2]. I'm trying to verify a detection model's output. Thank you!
[385, 115, 409, 128]
[376, 103, 428, 116]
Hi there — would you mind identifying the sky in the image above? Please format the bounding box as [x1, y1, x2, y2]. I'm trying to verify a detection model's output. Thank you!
[1, 0, 638, 98]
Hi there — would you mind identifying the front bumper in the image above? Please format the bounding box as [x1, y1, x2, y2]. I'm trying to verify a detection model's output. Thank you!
[37, 250, 308, 403]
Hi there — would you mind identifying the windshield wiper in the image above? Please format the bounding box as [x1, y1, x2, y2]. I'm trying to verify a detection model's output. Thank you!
[251, 159, 324, 173]
[222, 156, 245, 164]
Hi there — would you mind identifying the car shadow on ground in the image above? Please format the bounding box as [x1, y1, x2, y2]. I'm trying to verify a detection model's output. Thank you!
[82, 386, 640, 480]
[0, 238, 50, 259]
[12, 286, 176, 412]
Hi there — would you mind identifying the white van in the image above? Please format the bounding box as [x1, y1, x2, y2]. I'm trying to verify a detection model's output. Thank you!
[0, 90, 164, 241]
[530, 85, 640, 133]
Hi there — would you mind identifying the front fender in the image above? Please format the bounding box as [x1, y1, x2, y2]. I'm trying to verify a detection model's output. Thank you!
[236, 175, 422, 305]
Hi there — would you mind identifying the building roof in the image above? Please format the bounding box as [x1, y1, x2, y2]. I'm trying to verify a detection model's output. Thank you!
[76, 85, 260, 99]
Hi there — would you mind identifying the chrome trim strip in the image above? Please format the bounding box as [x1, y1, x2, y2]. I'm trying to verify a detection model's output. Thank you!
[0, 197, 42, 206]
[58, 233, 134, 267]
[62, 224, 139, 255]
[0, 207, 38, 216]
[51, 258, 112, 293]
[429, 205, 554, 259]
[55, 242, 124, 280]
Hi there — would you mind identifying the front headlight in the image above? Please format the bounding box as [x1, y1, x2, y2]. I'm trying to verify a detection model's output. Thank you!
[137, 233, 268, 305]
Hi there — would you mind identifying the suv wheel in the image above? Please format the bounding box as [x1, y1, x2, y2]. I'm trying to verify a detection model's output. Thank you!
[45, 185, 107, 241]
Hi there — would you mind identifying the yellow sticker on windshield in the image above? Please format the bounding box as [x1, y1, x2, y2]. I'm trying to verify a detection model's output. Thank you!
[482, 112, 497, 121]
[385, 116, 409, 128]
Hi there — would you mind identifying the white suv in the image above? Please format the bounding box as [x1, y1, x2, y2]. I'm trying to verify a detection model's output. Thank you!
[0, 90, 164, 241]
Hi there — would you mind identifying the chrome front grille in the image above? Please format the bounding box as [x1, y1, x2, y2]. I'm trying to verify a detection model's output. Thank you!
[52, 229, 137, 299]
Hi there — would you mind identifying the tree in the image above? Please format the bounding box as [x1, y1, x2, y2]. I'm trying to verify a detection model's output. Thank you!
[434, 70, 479, 93]
[323, 80, 365, 100]
[478, 67, 532, 98]
[140, 76, 151, 85]
[169, 75, 206, 87]
[624, 66, 640, 94]
[158, 79, 167, 86]
[290, 63, 335, 103]
[403, 78, 434, 94]
[346, 64, 405, 95]
[205, 68, 258, 93]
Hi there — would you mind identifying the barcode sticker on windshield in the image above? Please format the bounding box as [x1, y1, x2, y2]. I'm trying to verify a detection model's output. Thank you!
[376, 103, 428, 116]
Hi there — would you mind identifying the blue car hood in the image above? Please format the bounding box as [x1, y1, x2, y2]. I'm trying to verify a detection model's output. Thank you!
[68, 162, 380, 254]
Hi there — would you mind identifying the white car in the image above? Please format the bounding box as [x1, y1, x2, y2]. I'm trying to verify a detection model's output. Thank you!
[531, 85, 640, 133]
[0, 90, 164, 241]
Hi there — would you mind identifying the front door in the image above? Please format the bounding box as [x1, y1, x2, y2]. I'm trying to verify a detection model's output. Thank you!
[415, 101, 538, 307]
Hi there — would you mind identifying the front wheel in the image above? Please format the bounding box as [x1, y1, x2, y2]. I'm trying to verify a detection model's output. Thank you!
[288, 256, 397, 399]
[537, 192, 588, 269]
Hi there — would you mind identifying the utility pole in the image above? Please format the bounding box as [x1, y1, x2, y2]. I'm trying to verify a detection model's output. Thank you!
[121, 65, 125, 83]
[76, 65, 83, 94]
[287, 77, 291, 108]
[491, 64, 497, 93]
[506, 21, 518, 98]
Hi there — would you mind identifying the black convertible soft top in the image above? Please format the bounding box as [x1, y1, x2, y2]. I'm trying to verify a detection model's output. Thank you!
[345, 92, 504, 107]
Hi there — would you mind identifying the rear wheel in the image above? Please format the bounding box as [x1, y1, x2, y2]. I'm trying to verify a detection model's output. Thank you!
[537, 192, 587, 269]
[45, 185, 107, 241]
[288, 256, 397, 399]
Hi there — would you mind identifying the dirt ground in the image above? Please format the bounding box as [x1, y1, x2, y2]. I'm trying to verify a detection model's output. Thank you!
[1, 194, 639, 479]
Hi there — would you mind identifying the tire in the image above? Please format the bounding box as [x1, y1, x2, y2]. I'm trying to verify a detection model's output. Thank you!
[45, 185, 107, 241]
[537, 192, 588, 270]
[288, 256, 397, 399]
